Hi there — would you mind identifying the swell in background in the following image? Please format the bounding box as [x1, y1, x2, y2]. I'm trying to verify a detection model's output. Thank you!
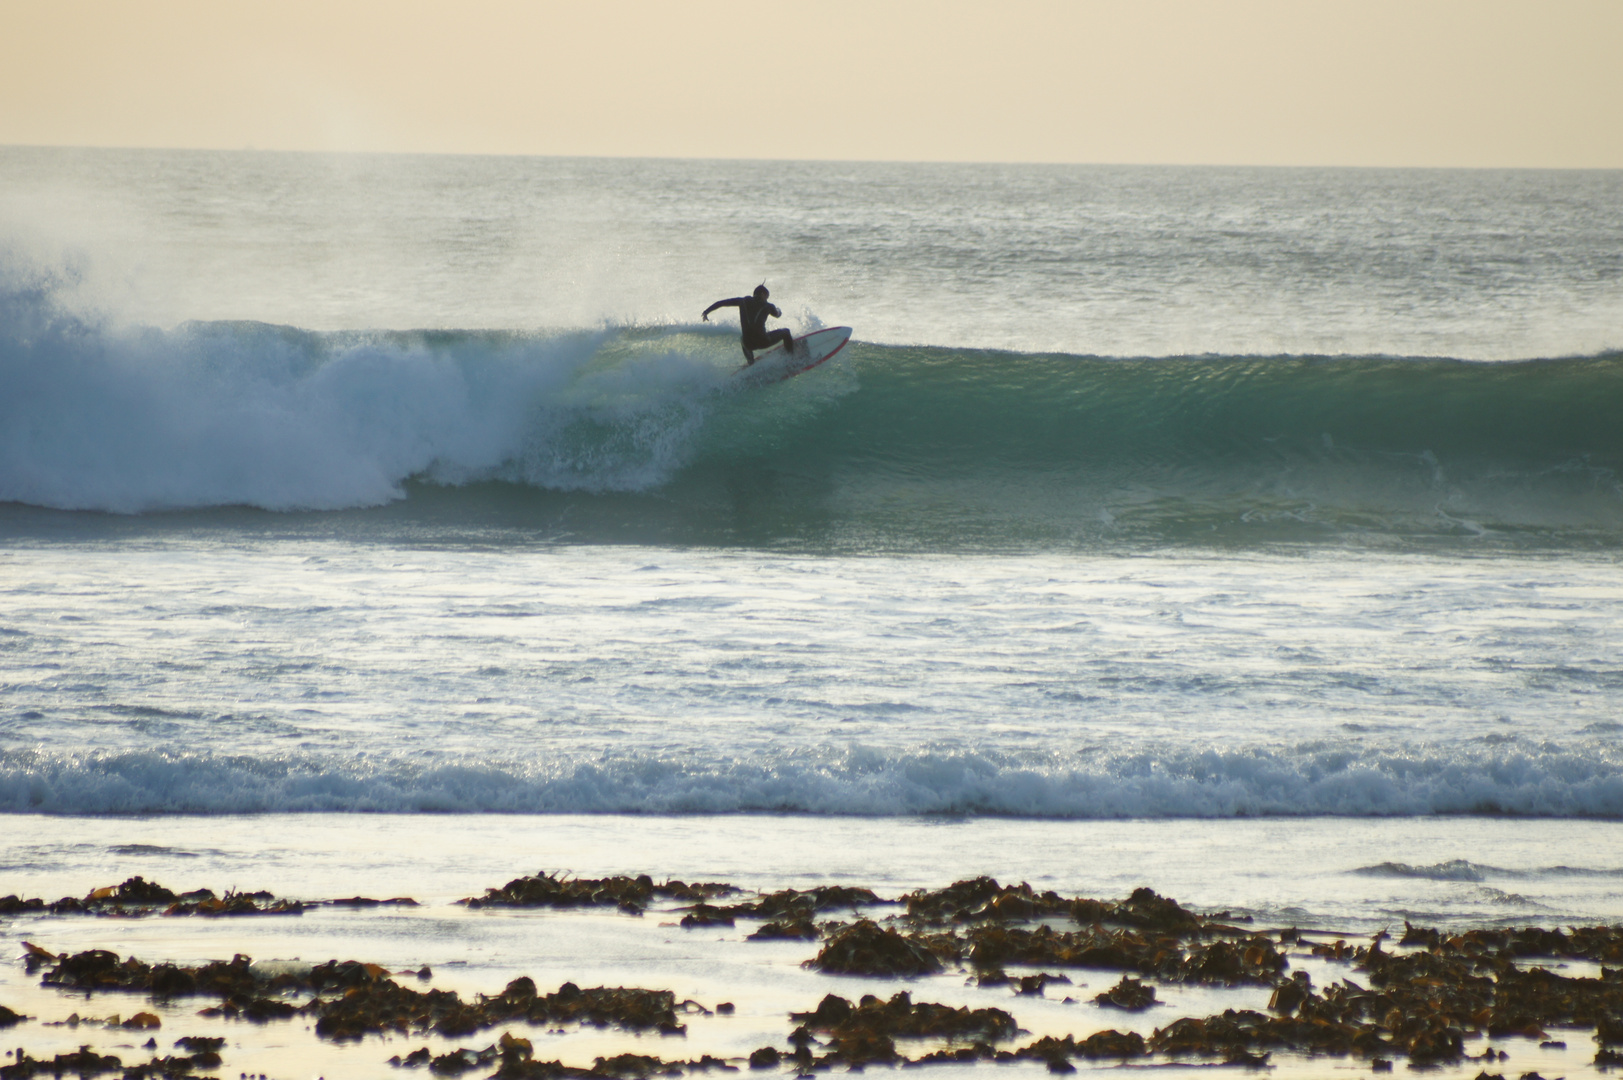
[4, 148, 1622, 359]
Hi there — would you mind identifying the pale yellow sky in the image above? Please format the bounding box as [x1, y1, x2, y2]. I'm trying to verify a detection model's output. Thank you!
[3, 0, 1620, 167]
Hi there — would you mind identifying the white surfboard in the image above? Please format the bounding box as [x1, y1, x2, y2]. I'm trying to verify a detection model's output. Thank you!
[735, 326, 852, 385]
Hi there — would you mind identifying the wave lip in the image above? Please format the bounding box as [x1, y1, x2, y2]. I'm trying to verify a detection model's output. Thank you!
[4, 741, 1622, 818]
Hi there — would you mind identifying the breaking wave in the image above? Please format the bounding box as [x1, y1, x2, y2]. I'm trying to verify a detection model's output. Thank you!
[4, 262, 1623, 547]
[1352, 860, 1488, 882]
[3, 740, 1622, 817]
[1353, 860, 1623, 881]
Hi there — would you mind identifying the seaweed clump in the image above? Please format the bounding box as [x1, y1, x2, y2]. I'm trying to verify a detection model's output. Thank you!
[462, 874, 736, 916]
[752, 992, 1142, 1073]
[894, 882, 1282, 988]
[0, 877, 301, 918]
[809, 920, 943, 977]
[314, 973, 684, 1041]
[1001, 1030, 1148, 1071]
[0, 1047, 124, 1079]
[391, 1032, 736, 1078]
[964, 918, 1286, 986]
[722, 886, 880, 921]
[903, 878, 1077, 924]
[705, 885, 885, 940]
[31, 948, 301, 1023]
[38, 949, 264, 997]
[1093, 976, 1157, 1010]
[781, 991, 1019, 1068]
[902, 880, 1213, 932]
[26, 947, 685, 1045]
[0, 1043, 222, 1079]
[1138, 923, 1623, 1066]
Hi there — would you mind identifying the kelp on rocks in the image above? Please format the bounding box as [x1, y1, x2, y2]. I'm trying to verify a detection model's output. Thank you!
[391, 1032, 737, 1079]
[749, 990, 1140, 1074]
[0, 1043, 222, 1080]
[901, 880, 1216, 933]
[747, 990, 1021, 1070]
[713, 886, 882, 922]
[1141, 923, 1623, 1066]
[686, 885, 884, 939]
[962, 920, 1287, 986]
[0, 877, 301, 919]
[1093, 975, 1157, 1010]
[25, 947, 684, 1044]
[807, 920, 945, 977]
[0, 1047, 124, 1079]
[461, 874, 736, 916]
[315, 975, 684, 1041]
[15, 875, 1623, 1075]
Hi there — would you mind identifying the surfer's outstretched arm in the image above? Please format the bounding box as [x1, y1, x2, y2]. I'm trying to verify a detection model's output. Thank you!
[701, 297, 746, 322]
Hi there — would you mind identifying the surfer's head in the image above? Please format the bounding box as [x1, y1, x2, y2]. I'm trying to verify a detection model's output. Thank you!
[753, 284, 769, 300]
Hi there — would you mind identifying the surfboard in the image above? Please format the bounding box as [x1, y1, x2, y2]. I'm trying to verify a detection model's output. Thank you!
[736, 326, 852, 385]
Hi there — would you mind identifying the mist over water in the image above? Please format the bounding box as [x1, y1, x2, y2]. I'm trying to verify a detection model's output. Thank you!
[5, 148, 1622, 357]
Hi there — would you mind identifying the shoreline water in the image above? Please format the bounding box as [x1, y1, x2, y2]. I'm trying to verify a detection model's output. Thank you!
[5, 814, 1622, 928]
[3, 814, 1622, 1079]
[4, 543, 1620, 819]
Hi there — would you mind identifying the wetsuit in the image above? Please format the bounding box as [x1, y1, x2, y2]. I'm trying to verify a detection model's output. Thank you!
[702, 294, 794, 363]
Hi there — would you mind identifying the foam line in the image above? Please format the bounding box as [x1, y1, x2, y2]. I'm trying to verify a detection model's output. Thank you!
[2, 742, 1621, 817]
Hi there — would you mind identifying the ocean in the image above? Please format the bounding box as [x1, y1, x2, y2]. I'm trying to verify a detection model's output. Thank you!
[2, 147, 1622, 1078]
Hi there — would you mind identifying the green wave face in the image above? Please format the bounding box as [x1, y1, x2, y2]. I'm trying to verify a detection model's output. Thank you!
[451, 340, 1623, 550]
[5, 304, 1621, 549]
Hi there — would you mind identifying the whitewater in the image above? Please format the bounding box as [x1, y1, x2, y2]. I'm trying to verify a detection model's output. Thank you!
[3, 148, 1623, 941]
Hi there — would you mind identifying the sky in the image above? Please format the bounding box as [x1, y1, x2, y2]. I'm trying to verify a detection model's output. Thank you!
[2, 0, 1621, 168]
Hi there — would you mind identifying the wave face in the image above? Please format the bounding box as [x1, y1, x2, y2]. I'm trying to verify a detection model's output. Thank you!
[3, 272, 1622, 547]
[3, 741, 1622, 817]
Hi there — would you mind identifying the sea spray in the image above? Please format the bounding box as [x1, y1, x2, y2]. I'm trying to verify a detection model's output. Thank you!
[0, 269, 740, 512]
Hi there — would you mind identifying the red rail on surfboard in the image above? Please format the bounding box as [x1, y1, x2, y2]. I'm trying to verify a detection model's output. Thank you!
[736, 326, 852, 385]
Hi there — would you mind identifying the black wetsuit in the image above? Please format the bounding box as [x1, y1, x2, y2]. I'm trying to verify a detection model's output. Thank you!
[702, 294, 794, 363]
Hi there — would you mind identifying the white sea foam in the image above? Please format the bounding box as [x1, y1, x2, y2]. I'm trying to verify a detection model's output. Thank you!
[3, 742, 1620, 818]
[0, 260, 737, 512]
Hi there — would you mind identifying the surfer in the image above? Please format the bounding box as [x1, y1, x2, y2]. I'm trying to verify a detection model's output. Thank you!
[702, 284, 795, 364]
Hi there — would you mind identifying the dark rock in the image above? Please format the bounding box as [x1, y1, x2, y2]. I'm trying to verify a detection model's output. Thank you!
[810, 920, 941, 977]
[461, 873, 737, 915]
[1093, 976, 1156, 1010]
[1014, 972, 1071, 996]
[679, 905, 735, 928]
[745, 916, 818, 940]
[0, 1046, 123, 1079]
[788, 989, 1018, 1068]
